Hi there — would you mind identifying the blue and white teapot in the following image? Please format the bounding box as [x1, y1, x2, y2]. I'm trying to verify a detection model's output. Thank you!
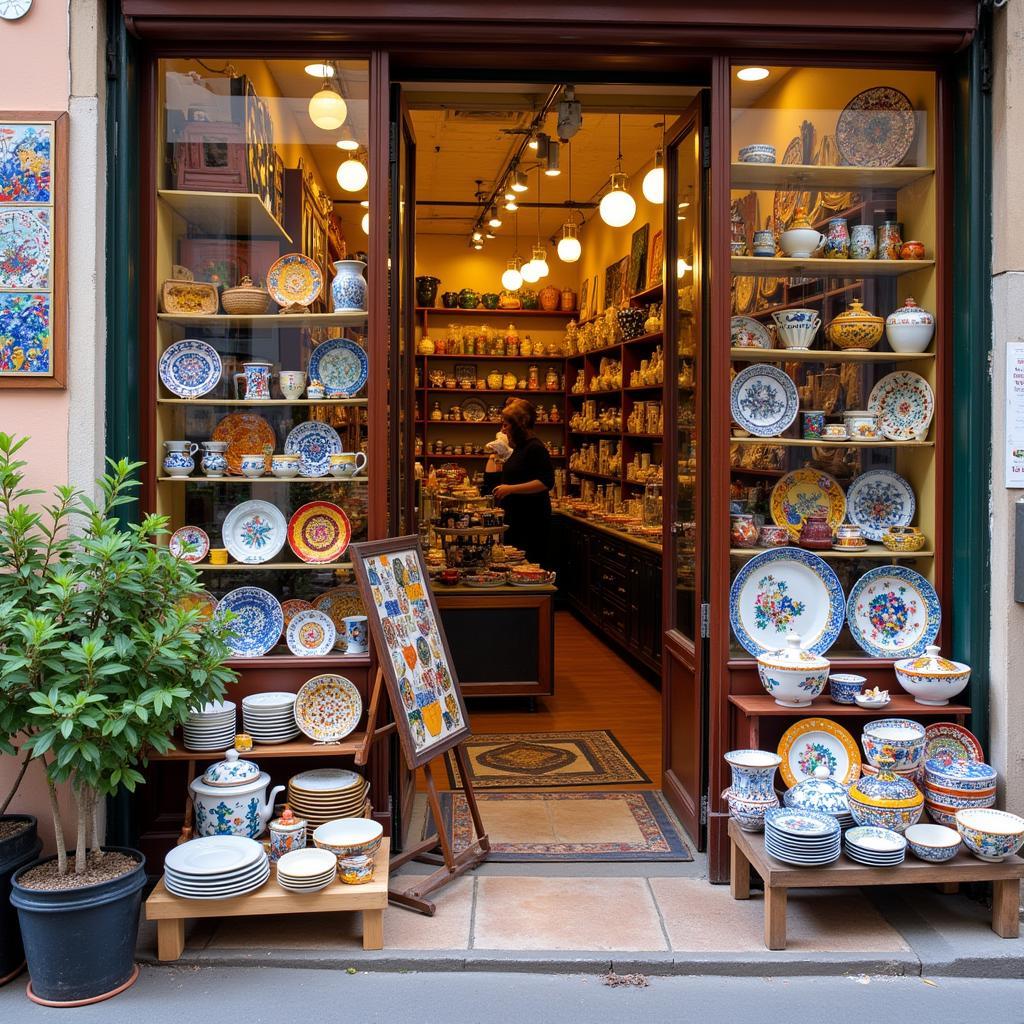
[189, 749, 285, 839]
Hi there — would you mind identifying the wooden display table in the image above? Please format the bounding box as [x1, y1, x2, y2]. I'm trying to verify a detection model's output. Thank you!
[146, 838, 390, 959]
[729, 821, 1024, 950]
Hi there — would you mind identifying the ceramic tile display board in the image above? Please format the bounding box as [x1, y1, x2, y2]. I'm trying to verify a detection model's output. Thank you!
[349, 536, 472, 770]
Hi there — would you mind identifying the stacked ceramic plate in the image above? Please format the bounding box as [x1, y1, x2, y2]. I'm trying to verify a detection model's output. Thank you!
[287, 768, 369, 826]
[241, 692, 299, 745]
[843, 826, 907, 866]
[276, 847, 337, 894]
[164, 835, 269, 899]
[763, 808, 841, 866]
[182, 701, 237, 752]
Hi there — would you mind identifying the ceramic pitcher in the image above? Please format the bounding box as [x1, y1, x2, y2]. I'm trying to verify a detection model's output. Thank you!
[233, 360, 274, 401]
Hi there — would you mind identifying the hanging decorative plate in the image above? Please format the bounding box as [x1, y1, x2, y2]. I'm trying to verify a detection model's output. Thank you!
[221, 500, 287, 564]
[177, 589, 218, 623]
[266, 252, 323, 308]
[815, 134, 855, 212]
[313, 587, 365, 650]
[281, 599, 313, 632]
[924, 722, 984, 764]
[158, 339, 223, 399]
[287, 501, 352, 564]
[307, 337, 369, 397]
[217, 587, 283, 658]
[286, 609, 338, 657]
[729, 547, 845, 657]
[757, 273, 783, 307]
[212, 413, 276, 476]
[294, 673, 363, 742]
[846, 470, 916, 542]
[778, 718, 862, 788]
[770, 468, 847, 539]
[846, 565, 941, 658]
[867, 371, 934, 441]
[169, 525, 210, 563]
[835, 86, 916, 168]
[730, 315, 773, 350]
[732, 275, 756, 315]
[460, 397, 488, 423]
[730, 364, 799, 437]
[283, 421, 343, 478]
[772, 137, 806, 229]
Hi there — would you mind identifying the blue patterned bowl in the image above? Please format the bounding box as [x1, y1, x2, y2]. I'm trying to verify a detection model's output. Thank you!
[904, 824, 961, 862]
[924, 757, 996, 792]
[828, 673, 865, 705]
[956, 808, 1024, 862]
[861, 718, 926, 769]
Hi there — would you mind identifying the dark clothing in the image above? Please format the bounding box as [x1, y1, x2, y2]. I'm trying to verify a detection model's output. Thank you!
[483, 436, 555, 567]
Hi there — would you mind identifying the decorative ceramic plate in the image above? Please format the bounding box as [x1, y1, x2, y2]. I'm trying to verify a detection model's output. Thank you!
[177, 589, 218, 623]
[313, 587, 365, 650]
[286, 609, 338, 657]
[284, 421, 343, 478]
[924, 722, 984, 763]
[212, 413, 276, 476]
[764, 807, 841, 838]
[730, 364, 799, 437]
[729, 547, 845, 657]
[294, 673, 363, 742]
[222, 500, 287, 564]
[288, 768, 363, 793]
[267, 252, 324, 308]
[846, 565, 941, 658]
[307, 337, 368, 397]
[460, 397, 488, 423]
[281, 599, 314, 633]
[287, 501, 352, 564]
[770, 468, 847, 539]
[732, 275, 756, 315]
[217, 587, 284, 658]
[730, 315, 772, 350]
[164, 835, 264, 877]
[159, 339, 222, 399]
[815, 134, 854, 212]
[845, 469, 916, 542]
[777, 718, 862, 788]
[868, 371, 934, 441]
[169, 525, 209, 563]
[836, 86, 916, 168]
[773, 137, 806, 229]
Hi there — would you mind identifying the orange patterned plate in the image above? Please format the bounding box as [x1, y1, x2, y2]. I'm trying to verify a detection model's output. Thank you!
[280, 598, 313, 641]
[294, 673, 362, 742]
[312, 586, 364, 650]
[212, 413, 277, 476]
[287, 501, 352, 564]
[176, 589, 218, 624]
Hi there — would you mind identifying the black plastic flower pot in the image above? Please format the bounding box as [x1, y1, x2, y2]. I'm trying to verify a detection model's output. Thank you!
[10, 846, 146, 1006]
[0, 815, 40, 986]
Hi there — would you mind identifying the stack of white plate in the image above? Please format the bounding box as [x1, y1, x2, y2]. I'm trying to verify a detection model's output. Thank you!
[843, 826, 907, 866]
[182, 701, 237, 752]
[164, 835, 269, 899]
[763, 808, 841, 866]
[276, 847, 337, 893]
[242, 692, 299, 744]
[287, 768, 369, 827]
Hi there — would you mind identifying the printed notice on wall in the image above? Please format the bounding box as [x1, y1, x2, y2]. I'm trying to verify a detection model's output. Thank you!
[1007, 342, 1024, 487]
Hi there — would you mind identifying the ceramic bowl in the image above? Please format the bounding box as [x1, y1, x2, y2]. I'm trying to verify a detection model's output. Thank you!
[924, 757, 997, 792]
[904, 823, 961, 862]
[755, 634, 830, 708]
[894, 645, 971, 706]
[312, 818, 384, 860]
[828, 673, 865, 705]
[738, 144, 776, 164]
[923, 787, 996, 811]
[723, 788, 779, 833]
[843, 411, 882, 441]
[956, 808, 1024, 862]
[861, 718, 926, 769]
[882, 526, 927, 552]
[239, 456, 266, 479]
[779, 227, 825, 258]
[271, 456, 300, 479]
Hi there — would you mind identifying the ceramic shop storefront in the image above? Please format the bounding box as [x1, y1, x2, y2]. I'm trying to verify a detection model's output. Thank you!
[109, 1, 989, 884]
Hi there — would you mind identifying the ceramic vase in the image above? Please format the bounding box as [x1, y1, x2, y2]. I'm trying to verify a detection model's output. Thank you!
[850, 224, 876, 259]
[724, 749, 782, 802]
[823, 217, 850, 259]
[332, 260, 368, 312]
[200, 450, 228, 477]
[539, 285, 560, 311]
[233, 360, 274, 401]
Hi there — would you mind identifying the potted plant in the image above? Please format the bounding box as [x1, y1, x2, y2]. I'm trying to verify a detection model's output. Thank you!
[0, 434, 236, 1005]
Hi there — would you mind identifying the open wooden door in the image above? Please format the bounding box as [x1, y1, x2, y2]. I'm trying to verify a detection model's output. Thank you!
[661, 95, 710, 848]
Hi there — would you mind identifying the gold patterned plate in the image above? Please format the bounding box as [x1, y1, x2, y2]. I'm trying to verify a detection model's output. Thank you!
[732, 275, 756, 315]
[772, 137, 805, 229]
[815, 134, 854, 212]
[212, 413, 276, 476]
[313, 586, 365, 650]
[294, 673, 363, 742]
[287, 501, 352, 564]
[267, 252, 324, 308]
[770, 467, 847, 539]
[778, 717, 862, 788]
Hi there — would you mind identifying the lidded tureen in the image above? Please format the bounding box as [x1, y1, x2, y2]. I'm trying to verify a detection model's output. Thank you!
[846, 753, 923, 834]
[885, 297, 935, 353]
[894, 645, 971, 707]
[784, 765, 850, 817]
[755, 633, 830, 708]
[824, 299, 884, 351]
[189, 749, 286, 839]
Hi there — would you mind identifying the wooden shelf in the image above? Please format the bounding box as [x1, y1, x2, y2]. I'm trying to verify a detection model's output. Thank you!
[730, 347, 934, 363]
[146, 732, 368, 761]
[156, 397, 368, 407]
[731, 256, 933, 278]
[624, 332, 664, 347]
[158, 189, 292, 242]
[425, 387, 559, 397]
[625, 384, 665, 392]
[728, 693, 969, 718]
[569, 430, 621, 437]
[158, 476, 368, 484]
[623, 432, 663, 440]
[196, 561, 353, 572]
[730, 546, 934, 560]
[730, 162, 934, 192]
[225, 653, 369, 669]
[416, 307, 577, 318]
[630, 282, 664, 304]
[424, 420, 562, 428]
[158, 311, 366, 329]
[567, 343, 623, 360]
[731, 436, 933, 448]
[568, 469, 621, 482]
[417, 353, 564, 361]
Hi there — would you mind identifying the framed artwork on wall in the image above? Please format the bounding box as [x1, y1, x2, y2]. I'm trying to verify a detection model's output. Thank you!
[626, 223, 649, 296]
[648, 229, 664, 287]
[0, 112, 67, 388]
[604, 255, 630, 310]
[578, 278, 590, 322]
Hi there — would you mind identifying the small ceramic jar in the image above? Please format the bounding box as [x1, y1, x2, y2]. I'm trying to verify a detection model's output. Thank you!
[843, 410, 881, 440]
[899, 239, 926, 260]
[339, 854, 375, 884]
[802, 410, 825, 440]
[758, 524, 789, 548]
[751, 229, 775, 257]
[730, 513, 759, 548]
[847, 754, 923, 833]
[894, 645, 971, 706]
[824, 299, 884, 351]
[823, 423, 848, 440]
[798, 513, 833, 550]
[829, 672, 866, 704]
[307, 382, 326, 400]
[269, 807, 307, 862]
[833, 524, 867, 550]
[784, 765, 850, 815]
[755, 633, 830, 708]
[885, 297, 935, 353]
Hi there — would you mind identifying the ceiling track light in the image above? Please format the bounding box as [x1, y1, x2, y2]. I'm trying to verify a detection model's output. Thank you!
[544, 140, 561, 177]
[511, 170, 528, 193]
[504, 198, 518, 212]
[535, 133, 550, 162]
[488, 206, 502, 229]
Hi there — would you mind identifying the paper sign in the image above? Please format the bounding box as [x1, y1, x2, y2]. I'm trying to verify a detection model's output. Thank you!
[1007, 342, 1024, 488]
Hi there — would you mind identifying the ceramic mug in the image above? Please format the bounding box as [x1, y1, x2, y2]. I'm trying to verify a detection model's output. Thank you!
[307, 384, 326, 400]
[279, 370, 306, 400]
[329, 452, 368, 478]
[209, 548, 228, 565]
[802, 410, 825, 440]
[239, 453, 266, 478]
[752, 229, 776, 257]
[823, 423, 848, 440]
[233, 360, 275, 401]
[343, 615, 369, 654]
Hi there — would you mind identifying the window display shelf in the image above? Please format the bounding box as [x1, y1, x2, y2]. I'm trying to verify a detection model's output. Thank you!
[157, 311, 367, 329]
[416, 307, 577, 318]
[729, 163, 934, 191]
[157, 189, 292, 242]
[147, 733, 368, 761]
[157, 397, 368, 407]
[625, 384, 665, 392]
[624, 332, 664, 347]
[729, 547, 934, 560]
[195, 561, 353, 572]
[731, 437, 933, 449]
[729, 347, 934, 364]
[569, 430, 621, 437]
[425, 387, 557, 397]
[731, 256, 933, 278]
[417, 353, 565, 361]
[157, 476, 368, 484]
[423, 420, 562, 428]
[728, 694, 969, 719]
[567, 343, 623, 360]
[623, 432, 663, 440]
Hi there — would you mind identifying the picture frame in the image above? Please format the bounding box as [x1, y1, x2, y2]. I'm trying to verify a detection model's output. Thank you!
[647, 229, 664, 287]
[603, 255, 630, 310]
[578, 278, 590, 322]
[626, 223, 649, 296]
[0, 111, 68, 388]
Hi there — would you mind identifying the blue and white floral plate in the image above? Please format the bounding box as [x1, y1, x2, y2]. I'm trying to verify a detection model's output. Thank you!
[159, 339, 222, 399]
[730, 364, 799, 437]
[217, 587, 284, 658]
[283, 421, 343, 478]
[845, 469, 916, 542]
[221, 500, 287, 564]
[308, 337, 368, 396]
[846, 565, 940, 658]
[729, 547, 845, 657]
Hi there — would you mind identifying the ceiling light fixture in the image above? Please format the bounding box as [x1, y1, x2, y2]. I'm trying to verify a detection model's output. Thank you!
[504, 198, 518, 212]
[309, 66, 347, 131]
[304, 62, 335, 78]
[520, 259, 540, 283]
[472, 230, 483, 242]
[736, 66, 770, 82]
[511, 170, 528, 193]
[557, 85, 582, 140]
[473, 241, 484, 250]
[599, 114, 637, 228]
[557, 143, 582, 263]
[527, 136, 539, 151]
[361, 211, 369, 235]
[485, 231, 496, 240]
[535, 133, 550, 162]
[544, 140, 561, 177]
[502, 257, 523, 291]
[488, 206, 502, 229]
[642, 147, 665, 205]
[336, 154, 368, 192]
[336, 129, 359, 151]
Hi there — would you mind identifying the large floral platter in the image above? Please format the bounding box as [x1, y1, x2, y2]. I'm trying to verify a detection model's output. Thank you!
[730, 364, 799, 437]
[212, 413, 276, 476]
[222, 499, 287, 564]
[294, 673, 363, 742]
[729, 547, 845, 657]
[159, 339, 222, 399]
[846, 565, 940, 658]
[835, 86, 916, 168]
[284, 421, 343, 478]
[868, 371, 934, 441]
[770, 467, 847, 539]
[777, 718, 862, 789]
[287, 500, 351, 564]
[286, 609, 338, 658]
[217, 587, 283, 658]
[845, 469, 916, 542]
[267, 252, 323, 308]
[308, 337, 368, 396]
[730, 315, 772, 350]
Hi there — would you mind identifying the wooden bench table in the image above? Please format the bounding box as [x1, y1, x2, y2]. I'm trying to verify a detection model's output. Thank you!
[145, 839, 390, 960]
[729, 821, 1024, 950]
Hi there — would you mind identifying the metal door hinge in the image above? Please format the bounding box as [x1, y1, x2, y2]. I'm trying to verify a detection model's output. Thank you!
[700, 602, 710, 638]
[700, 793, 708, 825]
[701, 125, 711, 169]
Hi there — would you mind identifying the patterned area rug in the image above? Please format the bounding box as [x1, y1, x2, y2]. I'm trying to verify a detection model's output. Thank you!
[425, 790, 692, 862]
[443, 730, 651, 790]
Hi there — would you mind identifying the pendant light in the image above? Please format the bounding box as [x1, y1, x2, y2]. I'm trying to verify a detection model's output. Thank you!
[642, 121, 665, 205]
[524, 169, 549, 278]
[488, 206, 503, 229]
[599, 114, 637, 227]
[531, 244, 550, 279]
[501, 212, 524, 291]
[309, 65, 347, 131]
[520, 259, 540, 284]
[511, 170, 529, 193]
[557, 143, 582, 263]
[336, 153, 368, 192]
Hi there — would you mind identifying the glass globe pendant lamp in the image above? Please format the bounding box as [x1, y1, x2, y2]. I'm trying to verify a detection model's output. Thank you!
[309, 73, 347, 131]
[557, 222, 581, 263]
[642, 149, 665, 204]
[336, 155, 368, 192]
[501, 258, 523, 291]
[599, 114, 637, 227]
[520, 259, 541, 283]
[531, 244, 549, 279]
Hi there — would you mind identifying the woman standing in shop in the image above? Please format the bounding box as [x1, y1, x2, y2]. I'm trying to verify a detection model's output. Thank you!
[483, 399, 555, 566]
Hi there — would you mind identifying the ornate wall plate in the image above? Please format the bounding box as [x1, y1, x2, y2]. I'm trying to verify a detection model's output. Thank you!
[924, 722, 984, 763]
[212, 413, 276, 476]
[283, 421, 343, 477]
[730, 364, 799, 437]
[730, 315, 772, 350]
[307, 337, 368, 396]
[267, 252, 323, 308]
[846, 469, 916, 542]
[836, 86, 916, 168]
[732, 275, 756, 315]
[770, 468, 847, 539]
[159, 339, 222, 399]
[868, 371, 934, 441]
[286, 609, 338, 657]
[460, 397, 488, 422]
[846, 565, 941, 658]
[772, 136, 807, 228]
[169, 525, 209, 563]
[287, 500, 352, 563]
[294, 673, 363, 742]
[222, 499, 287, 564]
[217, 587, 284, 658]
[281, 599, 313, 631]
[313, 587, 365, 650]
[777, 718, 862, 788]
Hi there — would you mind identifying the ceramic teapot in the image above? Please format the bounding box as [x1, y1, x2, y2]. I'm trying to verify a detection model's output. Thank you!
[189, 749, 285, 839]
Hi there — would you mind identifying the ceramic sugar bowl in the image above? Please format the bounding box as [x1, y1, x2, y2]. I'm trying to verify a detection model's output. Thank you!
[894, 645, 971, 706]
[756, 633, 830, 708]
[824, 299, 884, 351]
[269, 806, 307, 862]
[847, 754, 924, 833]
[189, 749, 285, 839]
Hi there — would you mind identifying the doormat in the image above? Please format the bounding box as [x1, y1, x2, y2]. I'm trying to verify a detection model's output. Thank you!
[424, 790, 692, 862]
[443, 730, 651, 790]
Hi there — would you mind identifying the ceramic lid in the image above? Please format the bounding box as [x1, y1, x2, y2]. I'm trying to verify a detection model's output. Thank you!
[784, 766, 849, 814]
[830, 299, 883, 326]
[848, 755, 923, 810]
[756, 633, 830, 672]
[270, 806, 306, 833]
[202, 749, 261, 787]
[886, 297, 935, 325]
[895, 645, 970, 677]
[924, 757, 996, 783]
[788, 208, 812, 230]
